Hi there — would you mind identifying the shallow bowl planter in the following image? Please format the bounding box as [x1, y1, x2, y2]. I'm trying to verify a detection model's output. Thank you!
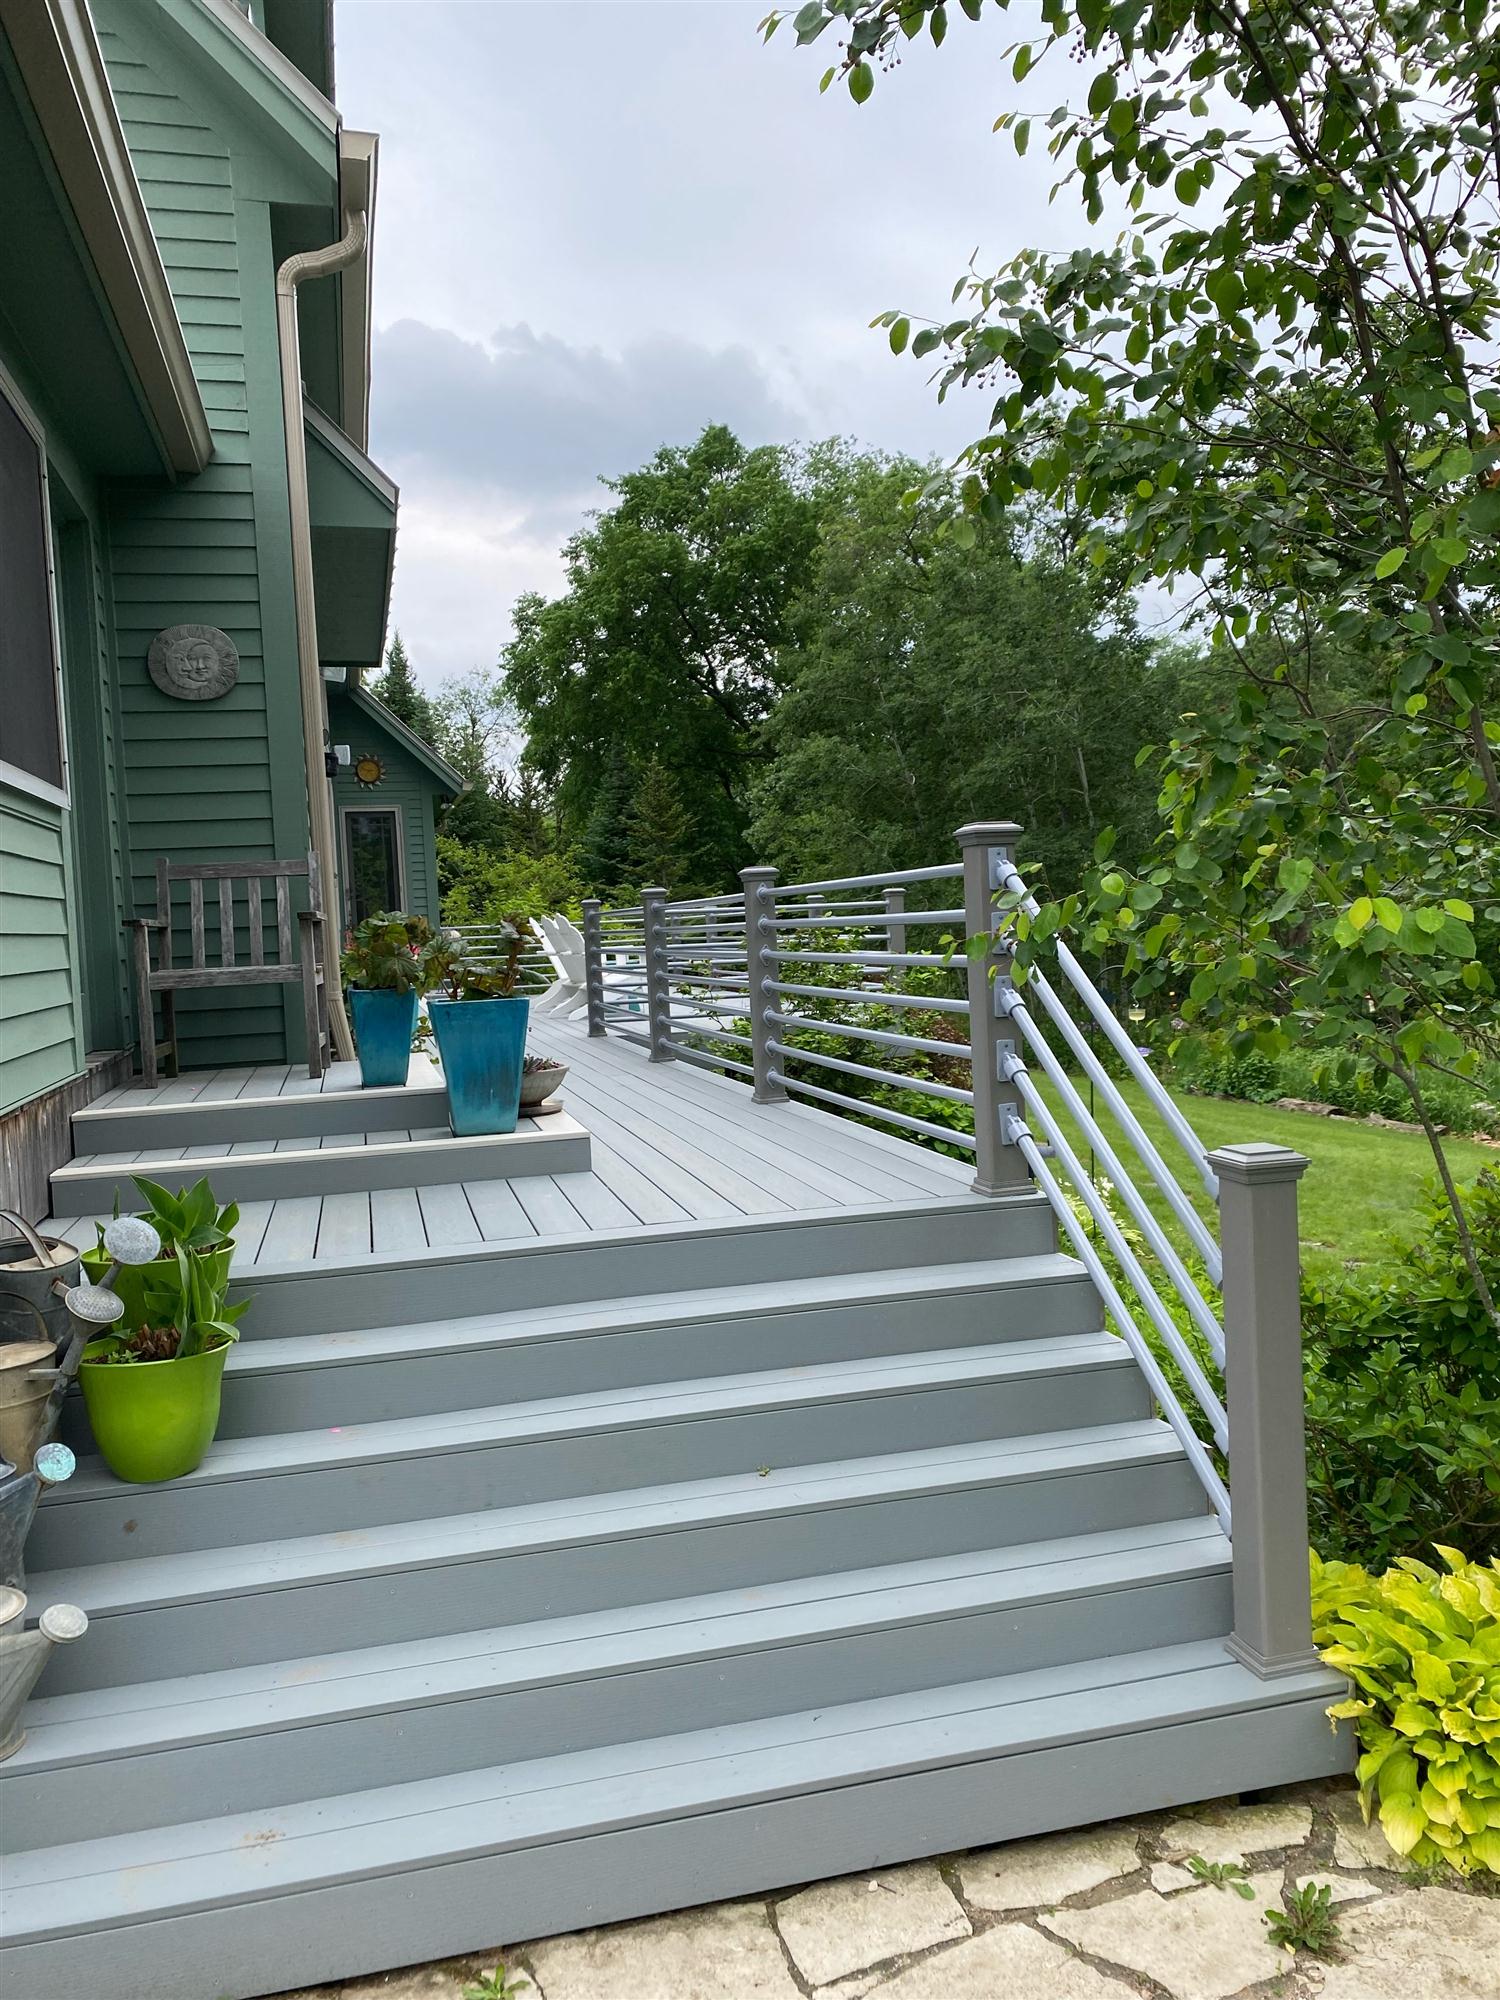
[519, 1060, 568, 1110]
[349, 987, 418, 1089]
[429, 994, 531, 1136]
[78, 1339, 229, 1484]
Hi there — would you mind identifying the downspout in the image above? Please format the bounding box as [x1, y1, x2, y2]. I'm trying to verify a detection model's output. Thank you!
[275, 206, 366, 1062]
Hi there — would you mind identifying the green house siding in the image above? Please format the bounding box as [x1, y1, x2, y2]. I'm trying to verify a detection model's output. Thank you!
[329, 693, 452, 930]
[96, 6, 318, 1068]
[0, 785, 83, 1116]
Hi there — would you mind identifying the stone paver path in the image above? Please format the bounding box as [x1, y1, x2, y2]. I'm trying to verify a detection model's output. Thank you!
[288, 1778, 1500, 2000]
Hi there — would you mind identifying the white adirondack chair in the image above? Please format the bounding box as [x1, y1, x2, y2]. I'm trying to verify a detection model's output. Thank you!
[531, 914, 589, 1017]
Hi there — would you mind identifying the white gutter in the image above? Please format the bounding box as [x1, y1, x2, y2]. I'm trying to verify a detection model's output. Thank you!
[275, 191, 367, 1063]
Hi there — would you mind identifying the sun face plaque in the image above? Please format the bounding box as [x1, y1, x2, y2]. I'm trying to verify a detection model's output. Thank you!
[147, 624, 239, 701]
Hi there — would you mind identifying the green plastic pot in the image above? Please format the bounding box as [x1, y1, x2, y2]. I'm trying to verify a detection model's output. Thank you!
[78, 1338, 230, 1483]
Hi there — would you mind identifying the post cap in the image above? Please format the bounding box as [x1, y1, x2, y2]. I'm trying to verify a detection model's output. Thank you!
[1207, 1141, 1310, 1184]
[954, 821, 1024, 848]
[739, 865, 780, 884]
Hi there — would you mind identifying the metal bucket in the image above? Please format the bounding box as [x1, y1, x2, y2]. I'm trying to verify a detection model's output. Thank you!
[0, 1211, 79, 1351]
[0, 1342, 56, 1474]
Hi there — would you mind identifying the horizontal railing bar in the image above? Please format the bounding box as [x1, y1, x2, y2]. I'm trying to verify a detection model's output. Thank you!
[1008, 1075, 1228, 1447]
[1015, 1128, 1231, 1531]
[674, 1024, 754, 1048]
[776, 863, 966, 895]
[767, 979, 969, 1016]
[767, 1039, 974, 1106]
[771, 1011, 972, 1063]
[772, 1072, 977, 1150]
[673, 1043, 756, 1080]
[1010, 972, 1224, 1287]
[767, 949, 953, 970]
[666, 973, 749, 992]
[761, 910, 966, 931]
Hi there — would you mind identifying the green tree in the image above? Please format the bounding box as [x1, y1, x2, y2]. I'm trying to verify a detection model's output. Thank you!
[371, 631, 439, 747]
[773, 0, 1500, 1322]
[626, 756, 698, 893]
[750, 456, 1188, 889]
[503, 425, 851, 886]
[433, 667, 514, 851]
[576, 748, 636, 896]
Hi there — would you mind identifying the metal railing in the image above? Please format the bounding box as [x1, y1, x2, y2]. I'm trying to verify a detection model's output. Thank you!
[445, 923, 555, 995]
[579, 819, 1323, 1684]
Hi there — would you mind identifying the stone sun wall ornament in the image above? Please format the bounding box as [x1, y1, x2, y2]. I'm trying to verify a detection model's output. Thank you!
[354, 752, 386, 788]
[147, 624, 239, 701]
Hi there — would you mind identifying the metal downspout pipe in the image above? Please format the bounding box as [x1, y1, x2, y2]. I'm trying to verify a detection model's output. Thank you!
[275, 207, 366, 1062]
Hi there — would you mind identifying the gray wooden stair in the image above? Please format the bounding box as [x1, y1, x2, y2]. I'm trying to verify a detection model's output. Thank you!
[4, 1187, 1350, 1999]
[1, 1640, 1346, 2000]
[49, 1113, 591, 1209]
[71, 1076, 451, 1151]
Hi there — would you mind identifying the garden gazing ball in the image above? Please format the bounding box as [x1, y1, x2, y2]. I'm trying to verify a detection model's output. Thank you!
[103, 1217, 161, 1266]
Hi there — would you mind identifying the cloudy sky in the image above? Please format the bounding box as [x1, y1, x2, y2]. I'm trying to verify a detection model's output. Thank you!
[336, 0, 1073, 688]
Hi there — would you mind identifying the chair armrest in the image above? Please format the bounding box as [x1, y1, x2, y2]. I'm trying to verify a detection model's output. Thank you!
[125, 915, 168, 931]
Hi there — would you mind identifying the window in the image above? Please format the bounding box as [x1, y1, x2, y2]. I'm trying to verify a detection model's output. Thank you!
[0, 376, 64, 802]
[342, 806, 403, 926]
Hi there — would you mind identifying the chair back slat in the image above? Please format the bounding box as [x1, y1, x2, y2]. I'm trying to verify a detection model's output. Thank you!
[247, 877, 265, 965]
[275, 875, 292, 964]
[189, 879, 206, 969]
[219, 879, 236, 968]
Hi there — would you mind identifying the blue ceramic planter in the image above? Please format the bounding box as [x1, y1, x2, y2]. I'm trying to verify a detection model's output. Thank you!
[429, 995, 530, 1135]
[349, 988, 418, 1089]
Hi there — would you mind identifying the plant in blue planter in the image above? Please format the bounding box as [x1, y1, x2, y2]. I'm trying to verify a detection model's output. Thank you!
[340, 912, 434, 1089]
[425, 921, 534, 1135]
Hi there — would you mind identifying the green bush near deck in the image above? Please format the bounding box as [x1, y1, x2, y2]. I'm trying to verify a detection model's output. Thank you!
[1312, 1547, 1500, 1879]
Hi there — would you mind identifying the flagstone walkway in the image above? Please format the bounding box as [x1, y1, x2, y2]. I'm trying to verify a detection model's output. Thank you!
[279, 1778, 1498, 2000]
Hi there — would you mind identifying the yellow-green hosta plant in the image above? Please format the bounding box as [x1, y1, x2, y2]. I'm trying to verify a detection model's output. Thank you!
[1312, 1548, 1500, 1877]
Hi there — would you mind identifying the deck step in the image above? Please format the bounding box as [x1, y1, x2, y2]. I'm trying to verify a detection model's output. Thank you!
[33, 1336, 1148, 1567]
[210, 1253, 1103, 1432]
[49, 1114, 591, 1208]
[0, 1640, 1349, 2000]
[71, 1077, 453, 1152]
[26, 1422, 1203, 1693]
[3, 1520, 1232, 1847]
[234, 1191, 1058, 1335]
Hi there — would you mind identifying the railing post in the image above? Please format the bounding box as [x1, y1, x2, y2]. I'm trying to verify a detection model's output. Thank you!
[883, 884, 906, 958]
[581, 897, 606, 1039]
[641, 888, 675, 1063]
[956, 821, 1030, 1196]
[740, 865, 787, 1104]
[1212, 1141, 1320, 1679]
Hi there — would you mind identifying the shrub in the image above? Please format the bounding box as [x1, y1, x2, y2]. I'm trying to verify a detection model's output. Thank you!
[1303, 1172, 1500, 1567]
[1312, 1547, 1500, 1878]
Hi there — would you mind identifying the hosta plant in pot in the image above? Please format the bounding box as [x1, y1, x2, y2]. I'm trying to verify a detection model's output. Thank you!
[425, 922, 535, 1136]
[341, 911, 435, 1088]
[79, 1177, 247, 1483]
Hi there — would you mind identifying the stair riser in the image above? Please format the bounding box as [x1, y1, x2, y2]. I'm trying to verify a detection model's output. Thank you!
[0, 1696, 1351, 2000]
[216, 1278, 1105, 1436]
[40, 1456, 1205, 1692]
[7, 1571, 1231, 1847]
[36, 1364, 1150, 1567]
[53, 1129, 590, 1210]
[72, 1084, 451, 1153]
[237, 1198, 1057, 1336]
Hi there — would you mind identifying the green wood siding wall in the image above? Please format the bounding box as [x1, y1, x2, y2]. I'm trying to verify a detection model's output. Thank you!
[329, 701, 445, 929]
[96, 10, 313, 1070]
[0, 786, 83, 1116]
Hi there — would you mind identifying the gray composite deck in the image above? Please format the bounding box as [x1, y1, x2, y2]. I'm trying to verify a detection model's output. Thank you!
[45, 1017, 972, 1267]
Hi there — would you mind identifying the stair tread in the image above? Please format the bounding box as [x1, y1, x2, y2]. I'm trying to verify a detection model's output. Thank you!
[29, 1421, 1188, 1614]
[54, 1117, 583, 1177]
[52, 1335, 1132, 1496]
[0, 1638, 1343, 1935]
[225, 1253, 1096, 1374]
[10, 1518, 1229, 1771]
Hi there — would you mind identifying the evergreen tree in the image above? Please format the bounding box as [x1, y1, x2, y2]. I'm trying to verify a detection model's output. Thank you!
[576, 750, 635, 896]
[626, 757, 694, 893]
[371, 631, 439, 746]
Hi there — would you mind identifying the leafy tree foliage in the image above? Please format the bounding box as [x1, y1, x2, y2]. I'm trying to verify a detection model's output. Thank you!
[433, 667, 515, 850]
[749, 456, 1192, 889]
[627, 756, 699, 893]
[576, 748, 637, 897]
[772, 0, 1500, 1321]
[502, 425, 847, 885]
[370, 631, 439, 747]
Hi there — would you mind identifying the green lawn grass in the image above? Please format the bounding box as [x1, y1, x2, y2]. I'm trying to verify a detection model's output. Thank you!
[1044, 1076, 1498, 1280]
